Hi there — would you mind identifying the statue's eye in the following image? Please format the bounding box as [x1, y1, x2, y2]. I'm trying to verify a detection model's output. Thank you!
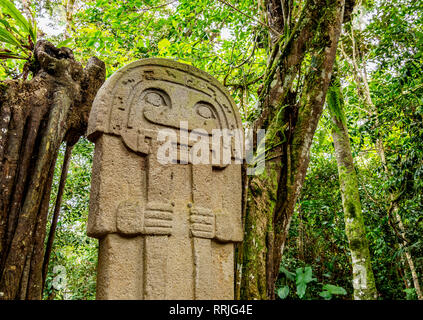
[145, 92, 164, 107]
[195, 103, 215, 119]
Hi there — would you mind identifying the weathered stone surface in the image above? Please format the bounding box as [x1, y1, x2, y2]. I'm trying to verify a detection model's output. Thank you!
[87, 58, 243, 299]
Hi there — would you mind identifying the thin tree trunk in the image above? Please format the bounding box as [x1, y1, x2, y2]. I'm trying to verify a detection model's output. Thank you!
[327, 77, 378, 300]
[393, 203, 423, 300]
[41, 143, 74, 291]
[64, 0, 76, 39]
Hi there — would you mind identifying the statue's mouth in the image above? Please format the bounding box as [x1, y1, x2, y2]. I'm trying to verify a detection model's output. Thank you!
[120, 125, 236, 168]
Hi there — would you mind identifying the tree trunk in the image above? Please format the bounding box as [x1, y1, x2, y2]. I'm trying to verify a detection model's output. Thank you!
[327, 77, 378, 300]
[340, 20, 423, 300]
[237, 158, 280, 299]
[0, 40, 105, 300]
[392, 203, 423, 300]
[237, 0, 351, 299]
[64, 0, 77, 39]
[41, 143, 74, 290]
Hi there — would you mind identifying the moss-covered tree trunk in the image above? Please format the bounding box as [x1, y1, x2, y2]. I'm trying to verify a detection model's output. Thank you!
[327, 78, 378, 300]
[0, 40, 105, 300]
[237, 0, 352, 299]
[237, 158, 280, 299]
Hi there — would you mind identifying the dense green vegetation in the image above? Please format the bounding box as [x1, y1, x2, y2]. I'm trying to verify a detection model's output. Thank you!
[0, 0, 422, 300]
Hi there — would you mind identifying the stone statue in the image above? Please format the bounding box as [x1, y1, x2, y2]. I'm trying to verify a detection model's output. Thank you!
[87, 58, 243, 299]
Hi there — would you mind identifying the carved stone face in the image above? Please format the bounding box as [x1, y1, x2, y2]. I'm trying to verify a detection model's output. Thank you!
[131, 84, 221, 134]
[87, 59, 242, 158]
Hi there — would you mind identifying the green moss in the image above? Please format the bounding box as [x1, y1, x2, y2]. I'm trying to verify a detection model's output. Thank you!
[349, 238, 363, 251]
[347, 201, 357, 218]
[327, 80, 347, 128]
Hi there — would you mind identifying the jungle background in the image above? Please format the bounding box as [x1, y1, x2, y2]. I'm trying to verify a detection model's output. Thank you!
[0, 0, 422, 300]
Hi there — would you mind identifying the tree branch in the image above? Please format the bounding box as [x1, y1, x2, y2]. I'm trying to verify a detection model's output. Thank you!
[215, 0, 283, 36]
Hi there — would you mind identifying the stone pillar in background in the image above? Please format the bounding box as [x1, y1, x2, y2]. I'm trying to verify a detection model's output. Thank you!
[86, 58, 243, 299]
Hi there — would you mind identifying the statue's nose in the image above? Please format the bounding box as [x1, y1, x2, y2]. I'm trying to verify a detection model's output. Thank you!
[144, 104, 219, 134]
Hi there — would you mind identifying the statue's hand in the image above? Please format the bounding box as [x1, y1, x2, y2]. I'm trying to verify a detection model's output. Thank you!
[190, 206, 215, 239]
[144, 202, 173, 235]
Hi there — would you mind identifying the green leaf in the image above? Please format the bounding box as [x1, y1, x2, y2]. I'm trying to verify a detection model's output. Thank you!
[277, 285, 290, 299]
[319, 291, 332, 300]
[0, 50, 25, 59]
[58, 37, 74, 48]
[0, 18, 22, 37]
[303, 266, 313, 282]
[31, 18, 36, 42]
[86, 38, 97, 47]
[0, 26, 23, 48]
[296, 282, 307, 299]
[171, 19, 178, 29]
[296, 266, 316, 285]
[403, 288, 417, 300]
[279, 266, 295, 281]
[0, 0, 35, 41]
[322, 284, 347, 295]
[294, 266, 317, 299]
[158, 38, 171, 51]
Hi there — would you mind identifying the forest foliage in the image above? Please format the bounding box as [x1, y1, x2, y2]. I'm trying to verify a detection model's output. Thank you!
[0, 0, 422, 300]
